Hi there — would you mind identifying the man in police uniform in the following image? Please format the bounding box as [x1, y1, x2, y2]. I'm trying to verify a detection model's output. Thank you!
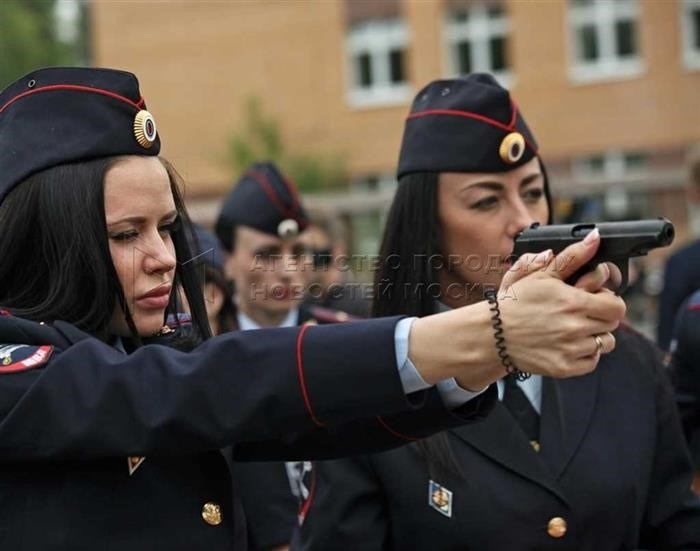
[215, 162, 348, 549]
[215, 161, 349, 333]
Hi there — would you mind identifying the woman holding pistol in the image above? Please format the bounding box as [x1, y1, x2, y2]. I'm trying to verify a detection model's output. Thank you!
[297, 74, 700, 550]
[0, 68, 623, 549]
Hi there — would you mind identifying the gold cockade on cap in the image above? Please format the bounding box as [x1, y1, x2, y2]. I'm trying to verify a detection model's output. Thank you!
[133, 109, 157, 149]
[499, 132, 525, 164]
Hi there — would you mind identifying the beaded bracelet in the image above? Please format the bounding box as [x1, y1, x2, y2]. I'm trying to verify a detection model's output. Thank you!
[483, 288, 531, 381]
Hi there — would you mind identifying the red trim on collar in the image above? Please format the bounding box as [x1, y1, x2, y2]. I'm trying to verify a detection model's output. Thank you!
[376, 415, 419, 442]
[0, 309, 11, 316]
[0, 84, 144, 114]
[296, 324, 325, 427]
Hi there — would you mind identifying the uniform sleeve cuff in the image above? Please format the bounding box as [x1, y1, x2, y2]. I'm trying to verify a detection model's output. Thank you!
[394, 317, 433, 394]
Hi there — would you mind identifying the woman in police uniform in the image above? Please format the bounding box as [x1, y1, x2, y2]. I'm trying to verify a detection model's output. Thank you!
[0, 67, 625, 550]
[297, 75, 700, 550]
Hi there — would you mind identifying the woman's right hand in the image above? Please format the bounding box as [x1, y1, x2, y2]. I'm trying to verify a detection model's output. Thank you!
[496, 228, 624, 378]
[408, 229, 626, 389]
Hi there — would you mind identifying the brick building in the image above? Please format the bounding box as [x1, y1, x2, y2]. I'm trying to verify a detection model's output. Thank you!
[90, 0, 700, 261]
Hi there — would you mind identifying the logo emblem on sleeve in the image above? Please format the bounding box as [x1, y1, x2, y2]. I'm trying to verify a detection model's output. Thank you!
[499, 132, 525, 164]
[133, 109, 157, 149]
[428, 479, 453, 518]
[0, 344, 53, 373]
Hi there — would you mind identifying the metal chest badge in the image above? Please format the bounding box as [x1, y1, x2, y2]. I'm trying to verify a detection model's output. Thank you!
[428, 479, 453, 518]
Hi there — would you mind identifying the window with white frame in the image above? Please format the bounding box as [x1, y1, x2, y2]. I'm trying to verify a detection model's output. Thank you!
[444, 3, 511, 86]
[572, 150, 649, 181]
[346, 18, 410, 108]
[567, 0, 643, 82]
[681, 0, 700, 69]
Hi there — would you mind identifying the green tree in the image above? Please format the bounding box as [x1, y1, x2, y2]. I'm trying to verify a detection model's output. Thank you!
[0, 0, 88, 89]
[227, 97, 348, 193]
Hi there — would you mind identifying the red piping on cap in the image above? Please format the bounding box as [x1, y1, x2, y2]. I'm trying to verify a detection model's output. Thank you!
[0, 84, 144, 114]
[248, 168, 301, 222]
[508, 99, 518, 128]
[280, 173, 302, 214]
[407, 107, 538, 155]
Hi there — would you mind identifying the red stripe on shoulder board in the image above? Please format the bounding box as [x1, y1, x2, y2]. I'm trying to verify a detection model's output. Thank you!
[296, 325, 325, 427]
[0, 345, 53, 374]
[0, 310, 11, 316]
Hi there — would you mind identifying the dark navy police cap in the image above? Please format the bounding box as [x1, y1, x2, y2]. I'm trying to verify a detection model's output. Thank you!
[188, 223, 226, 273]
[0, 66, 160, 206]
[215, 161, 309, 251]
[397, 73, 538, 179]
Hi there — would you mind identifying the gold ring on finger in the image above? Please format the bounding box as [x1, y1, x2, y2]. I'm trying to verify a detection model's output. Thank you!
[594, 334, 604, 354]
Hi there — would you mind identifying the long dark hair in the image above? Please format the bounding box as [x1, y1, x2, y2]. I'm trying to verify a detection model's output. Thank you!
[374, 164, 553, 480]
[373, 172, 441, 320]
[373, 173, 462, 480]
[0, 156, 211, 347]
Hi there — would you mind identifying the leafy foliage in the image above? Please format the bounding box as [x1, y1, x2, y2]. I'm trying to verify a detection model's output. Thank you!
[0, 0, 88, 89]
[227, 97, 348, 193]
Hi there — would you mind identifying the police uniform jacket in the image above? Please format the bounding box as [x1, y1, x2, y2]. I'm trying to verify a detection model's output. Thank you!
[657, 239, 700, 350]
[670, 289, 700, 468]
[297, 327, 700, 550]
[234, 304, 359, 550]
[0, 311, 495, 550]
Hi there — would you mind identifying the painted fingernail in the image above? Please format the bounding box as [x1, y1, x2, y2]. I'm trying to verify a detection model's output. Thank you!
[582, 228, 600, 246]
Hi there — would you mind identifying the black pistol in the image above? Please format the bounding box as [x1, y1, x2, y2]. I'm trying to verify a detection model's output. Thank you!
[512, 218, 675, 294]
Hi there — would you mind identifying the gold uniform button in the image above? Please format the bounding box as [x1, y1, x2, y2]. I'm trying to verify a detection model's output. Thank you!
[547, 516, 567, 538]
[201, 502, 222, 526]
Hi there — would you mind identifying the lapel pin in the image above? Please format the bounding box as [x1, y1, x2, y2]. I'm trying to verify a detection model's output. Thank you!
[428, 479, 453, 518]
[127, 456, 146, 476]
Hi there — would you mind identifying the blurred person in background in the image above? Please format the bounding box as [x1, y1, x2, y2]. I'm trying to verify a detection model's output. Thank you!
[214, 163, 352, 550]
[189, 223, 237, 335]
[297, 74, 700, 550]
[669, 289, 700, 495]
[299, 215, 371, 319]
[657, 145, 700, 350]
